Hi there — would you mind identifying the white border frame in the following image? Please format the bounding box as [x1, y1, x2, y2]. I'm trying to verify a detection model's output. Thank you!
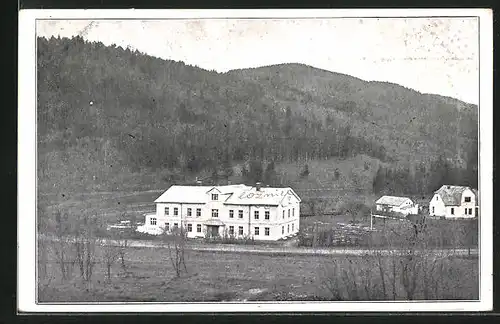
[18, 8, 493, 313]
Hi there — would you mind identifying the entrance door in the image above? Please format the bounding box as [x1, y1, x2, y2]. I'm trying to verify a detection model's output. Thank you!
[207, 225, 219, 237]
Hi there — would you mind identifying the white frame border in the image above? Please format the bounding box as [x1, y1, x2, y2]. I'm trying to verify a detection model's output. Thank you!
[18, 8, 493, 313]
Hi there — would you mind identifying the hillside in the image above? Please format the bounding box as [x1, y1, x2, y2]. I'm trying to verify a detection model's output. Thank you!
[227, 63, 478, 159]
[36, 36, 478, 194]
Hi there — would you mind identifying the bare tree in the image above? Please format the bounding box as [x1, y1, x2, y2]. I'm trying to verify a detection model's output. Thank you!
[321, 215, 470, 301]
[37, 200, 51, 282]
[162, 226, 188, 278]
[116, 231, 129, 272]
[52, 209, 75, 282]
[321, 260, 343, 300]
[72, 211, 101, 285]
[102, 243, 120, 282]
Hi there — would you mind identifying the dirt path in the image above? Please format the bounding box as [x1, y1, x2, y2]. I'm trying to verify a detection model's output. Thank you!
[39, 234, 478, 257]
[110, 238, 478, 257]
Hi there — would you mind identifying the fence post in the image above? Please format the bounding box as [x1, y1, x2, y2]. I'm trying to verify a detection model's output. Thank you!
[370, 212, 373, 231]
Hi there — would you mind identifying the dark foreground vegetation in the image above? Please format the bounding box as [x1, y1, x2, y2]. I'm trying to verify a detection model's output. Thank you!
[37, 205, 479, 302]
[38, 239, 478, 302]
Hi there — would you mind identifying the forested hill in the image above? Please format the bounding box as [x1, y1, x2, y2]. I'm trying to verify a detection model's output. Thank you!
[37, 36, 478, 193]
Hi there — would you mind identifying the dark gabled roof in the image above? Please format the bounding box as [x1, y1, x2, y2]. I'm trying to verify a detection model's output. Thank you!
[435, 185, 477, 206]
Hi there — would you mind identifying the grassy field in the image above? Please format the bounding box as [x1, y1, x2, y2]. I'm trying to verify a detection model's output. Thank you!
[38, 189, 161, 226]
[38, 243, 479, 303]
[38, 154, 380, 218]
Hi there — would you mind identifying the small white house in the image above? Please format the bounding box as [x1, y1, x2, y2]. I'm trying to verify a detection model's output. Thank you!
[429, 185, 479, 218]
[375, 196, 418, 216]
[137, 183, 301, 241]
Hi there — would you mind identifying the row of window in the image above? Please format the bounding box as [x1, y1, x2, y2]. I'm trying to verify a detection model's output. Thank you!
[163, 207, 296, 220]
[166, 223, 202, 233]
[229, 223, 296, 236]
[150, 218, 297, 235]
[432, 207, 474, 215]
[150, 218, 184, 229]
[229, 226, 269, 236]
[282, 223, 294, 234]
[165, 207, 202, 217]
[282, 208, 295, 219]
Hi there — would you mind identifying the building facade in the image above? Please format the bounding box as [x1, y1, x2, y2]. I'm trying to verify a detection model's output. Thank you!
[375, 196, 418, 216]
[429, 185, 478, 218]
[138, 183, 301, 241]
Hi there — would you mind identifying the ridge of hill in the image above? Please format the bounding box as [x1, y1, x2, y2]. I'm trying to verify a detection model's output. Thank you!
[36, 36, 478, 194]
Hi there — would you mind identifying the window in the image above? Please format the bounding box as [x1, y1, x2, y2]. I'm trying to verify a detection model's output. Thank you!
[254, 211, 259, 220]
[469, 208, 473, 215]
[174, 223, 178, 228]
[254, 227, 260, 235]
[187, 208, 192, 217]
[265, 211, 270, 220]
[229, 210, 234, 218]
[238, 210, 243, 218]
[165, 207, 169, 216]
[292, 208, 295, 217]
[292, 223, 294, 231]
[238, 226, 244, 235]
[436, 196, 439, 200]
[287, 224, 290, 233]
[465, 197, 471, 202]
[212, 193, 218, 201]
[196, 208, 201, 217]
[187, 224, 192, 232]
[451, 208, 454, 215]
[229, 226, 234, 235]
[282, 226, 285, 234]
[165, 223, 170, 231]
[174, 207, 178, 216]
[212, 209, 219, 218]
[288, 209, 290, 218]
[197, 224, 202, 232]
[150, 218, 157, 225]
[465, 208, 468, 215]
[265, 227, 270, 236]
[432, 207, 435, 213]
[282, 210, 285, 219]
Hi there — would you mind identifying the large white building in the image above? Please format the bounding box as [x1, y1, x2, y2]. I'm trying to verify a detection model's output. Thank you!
[137, 183, 301, 241]
[429, 185, 479, 218]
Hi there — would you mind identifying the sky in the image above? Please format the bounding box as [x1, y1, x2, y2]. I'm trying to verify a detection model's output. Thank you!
[37, 18, 479, 104]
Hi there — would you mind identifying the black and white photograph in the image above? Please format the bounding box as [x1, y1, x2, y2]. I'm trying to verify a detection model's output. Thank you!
[18, 9, 493, 313]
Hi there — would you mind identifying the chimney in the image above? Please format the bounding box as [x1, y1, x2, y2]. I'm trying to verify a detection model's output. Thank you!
[256, 182, 262, 191]
[195, 177, 202, 186]
[227, 180, 232, 185]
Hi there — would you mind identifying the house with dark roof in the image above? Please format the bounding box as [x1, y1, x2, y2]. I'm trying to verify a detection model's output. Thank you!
[429, 185, 479, 218]
[136, 183, 301, 240]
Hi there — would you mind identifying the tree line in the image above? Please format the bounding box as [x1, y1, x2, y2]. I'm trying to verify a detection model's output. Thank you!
[37, 36, 477, 193]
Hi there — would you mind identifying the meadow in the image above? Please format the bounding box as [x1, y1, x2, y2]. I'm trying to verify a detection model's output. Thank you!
[38, 242, 479, 303]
